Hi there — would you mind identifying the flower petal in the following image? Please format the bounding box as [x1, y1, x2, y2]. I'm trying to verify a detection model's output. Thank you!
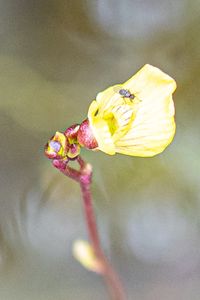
[96, 84, 124, 113]
[123, 64, 176, 100]
[115, 65, 176, 156]
[88, 100, 116, 155]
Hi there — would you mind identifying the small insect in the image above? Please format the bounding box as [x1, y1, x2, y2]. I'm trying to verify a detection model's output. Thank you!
[119, 89, 135, 99]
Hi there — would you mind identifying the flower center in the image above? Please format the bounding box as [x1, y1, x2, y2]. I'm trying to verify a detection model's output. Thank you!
[103, 112, 118, 136]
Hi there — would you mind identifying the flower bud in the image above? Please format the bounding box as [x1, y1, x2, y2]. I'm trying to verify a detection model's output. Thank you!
[64, 124, 80, 144]
[44, 131, 68, 159]
[77, 119, 98, 149]
[67, 143, 81, 159]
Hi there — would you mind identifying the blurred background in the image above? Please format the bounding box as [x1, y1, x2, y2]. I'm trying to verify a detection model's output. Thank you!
[0, 0, 200, 299]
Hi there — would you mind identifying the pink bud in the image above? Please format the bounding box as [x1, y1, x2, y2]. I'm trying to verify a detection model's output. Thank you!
[64, 124, 80, 144]
[77, 119, 98, 149]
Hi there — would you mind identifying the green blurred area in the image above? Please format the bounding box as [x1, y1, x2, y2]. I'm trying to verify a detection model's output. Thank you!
[0, 1, 200, 299]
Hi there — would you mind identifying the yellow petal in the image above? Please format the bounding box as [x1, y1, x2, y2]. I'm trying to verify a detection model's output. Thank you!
[88, 100, 116, 155]
[88, 96, 136, 155]
[115, 65, 176, 156]
[72, 240, 103, 273]
[123, 64, 176, 102]
[96, 84, 124, 112]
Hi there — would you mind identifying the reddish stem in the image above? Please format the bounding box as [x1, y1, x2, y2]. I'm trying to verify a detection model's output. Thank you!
[57, 156, 126, 300]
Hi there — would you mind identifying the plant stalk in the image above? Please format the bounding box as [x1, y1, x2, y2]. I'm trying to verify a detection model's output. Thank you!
[58, 156, 126, 300]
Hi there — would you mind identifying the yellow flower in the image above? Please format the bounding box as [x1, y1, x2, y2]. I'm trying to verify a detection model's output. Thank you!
[87, 64, 176, 157]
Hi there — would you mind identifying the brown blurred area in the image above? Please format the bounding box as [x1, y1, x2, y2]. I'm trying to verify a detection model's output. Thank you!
[0, 1, 200, 299]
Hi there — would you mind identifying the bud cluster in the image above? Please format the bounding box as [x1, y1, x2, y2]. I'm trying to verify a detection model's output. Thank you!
[45, 119, 98, 167]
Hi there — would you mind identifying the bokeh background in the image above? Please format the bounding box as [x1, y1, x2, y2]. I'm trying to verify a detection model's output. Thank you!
[0, 1, 200, 299]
